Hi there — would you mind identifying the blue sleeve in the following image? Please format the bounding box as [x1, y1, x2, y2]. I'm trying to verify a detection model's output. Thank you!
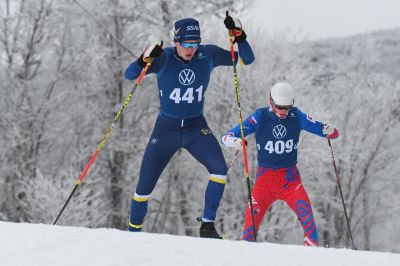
[237, 40, 255, 65]
[223, 109, 261, 139]
[124, 52, 167, 81]
[205, 40, 255, 68]
[297, 109, 326, 137]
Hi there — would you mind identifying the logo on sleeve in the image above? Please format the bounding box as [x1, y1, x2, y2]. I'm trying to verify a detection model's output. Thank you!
[178, 69, 195, 85]
[249, 116, 258, 125]
[272, 125, 287, 139]
[306, 114, 315, 123]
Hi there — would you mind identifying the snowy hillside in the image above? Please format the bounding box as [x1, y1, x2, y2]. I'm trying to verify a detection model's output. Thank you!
[0, 221, 399, 266]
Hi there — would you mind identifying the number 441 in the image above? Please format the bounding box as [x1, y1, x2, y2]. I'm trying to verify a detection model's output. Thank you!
[161, 86, 203, 104]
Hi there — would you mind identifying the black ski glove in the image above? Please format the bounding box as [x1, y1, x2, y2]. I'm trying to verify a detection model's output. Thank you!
[138, 41, 164, 68]
[224, 11, 247, 43]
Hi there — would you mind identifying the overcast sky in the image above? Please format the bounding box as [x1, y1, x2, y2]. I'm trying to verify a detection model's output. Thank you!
[248, 0, 400, 40]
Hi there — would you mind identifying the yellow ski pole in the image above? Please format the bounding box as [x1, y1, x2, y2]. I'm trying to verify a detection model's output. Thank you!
[226, 10, 257, 242]
[53, 61, 153, 225]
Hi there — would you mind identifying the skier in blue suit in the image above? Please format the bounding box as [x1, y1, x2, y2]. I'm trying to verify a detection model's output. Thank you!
[125, 13, 255, 238]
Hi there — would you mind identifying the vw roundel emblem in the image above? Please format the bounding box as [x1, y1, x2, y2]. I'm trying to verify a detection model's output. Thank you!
[272, 125, 287, 139]
[178, 69, 195, 85]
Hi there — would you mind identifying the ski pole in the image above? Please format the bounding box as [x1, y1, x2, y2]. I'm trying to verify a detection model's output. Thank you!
[327, 138, 357, 250]
[53, 61, 153, 225]
[226, 11, 257, 242]
[196, 149, 240, 222]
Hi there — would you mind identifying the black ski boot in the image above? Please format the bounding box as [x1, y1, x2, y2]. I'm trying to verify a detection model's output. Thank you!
[199, 222, 223, 239]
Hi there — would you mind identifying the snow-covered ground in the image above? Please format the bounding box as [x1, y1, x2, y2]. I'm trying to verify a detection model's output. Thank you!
[0, 221, 399, 266]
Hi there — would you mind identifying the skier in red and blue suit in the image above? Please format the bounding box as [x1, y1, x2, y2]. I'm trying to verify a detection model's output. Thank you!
[221, 82, 339, 246]
[124, 13, 254, 238]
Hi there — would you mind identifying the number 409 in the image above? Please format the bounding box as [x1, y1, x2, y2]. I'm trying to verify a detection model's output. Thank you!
[257, 139, 295, 154]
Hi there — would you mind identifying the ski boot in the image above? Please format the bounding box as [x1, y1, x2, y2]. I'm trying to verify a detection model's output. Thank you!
[199, 222, 222, 239]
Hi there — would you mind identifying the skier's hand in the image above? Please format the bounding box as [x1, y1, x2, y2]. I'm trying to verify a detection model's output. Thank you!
[224, 11, 247, 43]
[138, 41, 164, 67]
[233, 138, 247, 150]
[224, 11, 242, 32]
[322, 123, 334, 135]
[323, 124, 339, 139]
[221, 133, 247, 149]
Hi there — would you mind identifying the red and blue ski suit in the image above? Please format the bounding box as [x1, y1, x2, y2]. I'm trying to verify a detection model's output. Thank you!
[222, 106, 338, 246]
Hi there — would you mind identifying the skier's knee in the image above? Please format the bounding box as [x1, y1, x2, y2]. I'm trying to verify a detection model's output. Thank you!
[211, 162, 228, 176]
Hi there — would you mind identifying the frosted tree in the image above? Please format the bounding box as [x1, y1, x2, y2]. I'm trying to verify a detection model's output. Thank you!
[299, 37, 400, 251]
[0, 0, 80, 222]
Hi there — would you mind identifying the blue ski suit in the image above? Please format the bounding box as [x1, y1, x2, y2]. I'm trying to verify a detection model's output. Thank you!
[125, 42, 255, 231]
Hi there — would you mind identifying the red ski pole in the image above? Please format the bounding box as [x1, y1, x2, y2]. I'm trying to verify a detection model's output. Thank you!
[226, 11, 257, 242]
[53, 61, 153, 225]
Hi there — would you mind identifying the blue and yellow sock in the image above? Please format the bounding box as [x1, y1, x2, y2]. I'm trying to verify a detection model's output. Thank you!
[203, 174, 226, 221]
[129, 193, 149, 232]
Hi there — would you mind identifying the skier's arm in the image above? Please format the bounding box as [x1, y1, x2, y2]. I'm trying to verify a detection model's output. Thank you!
[205, 41, 254, 68]
[223, 11, 254, 65]
[205, 12, 254, 67]
[124, 42, 166, 81]
[207, 41, 255, 66]
[298, 110, 339, 139]
[221, 110, 261, 148]
[237, 40, 255, 65]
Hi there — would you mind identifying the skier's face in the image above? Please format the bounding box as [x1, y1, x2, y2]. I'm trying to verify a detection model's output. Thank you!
[270, 98, 291, 119]
[176, 40, 199, 60]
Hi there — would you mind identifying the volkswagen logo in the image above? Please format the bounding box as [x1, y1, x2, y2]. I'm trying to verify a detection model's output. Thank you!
[178, 69, 195, 85]
[272, 125, 287, 139]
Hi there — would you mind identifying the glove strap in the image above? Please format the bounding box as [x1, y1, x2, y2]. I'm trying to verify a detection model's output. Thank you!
[137, 54, 147, 68]
[233, 30, 247, 43]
